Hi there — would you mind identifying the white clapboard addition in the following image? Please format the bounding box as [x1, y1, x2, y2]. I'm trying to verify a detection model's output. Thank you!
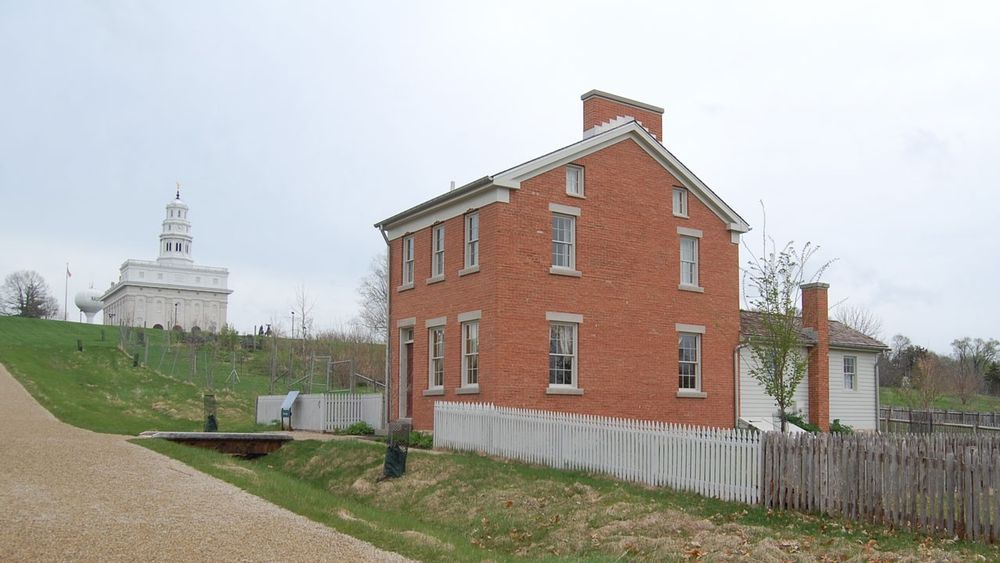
[433, 402, 761, 504]
[256, 393, 383, 432]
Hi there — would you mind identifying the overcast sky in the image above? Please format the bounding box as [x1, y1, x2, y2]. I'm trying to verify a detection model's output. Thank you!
[1, 1, 997, 353]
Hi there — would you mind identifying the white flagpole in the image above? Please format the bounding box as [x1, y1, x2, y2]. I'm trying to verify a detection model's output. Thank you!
[64, 263, 69, 321]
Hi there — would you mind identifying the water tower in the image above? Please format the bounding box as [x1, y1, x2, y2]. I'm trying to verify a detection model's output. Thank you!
[75, 287, 104, 324]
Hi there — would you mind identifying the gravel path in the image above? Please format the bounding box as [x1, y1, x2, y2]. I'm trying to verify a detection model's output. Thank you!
[0, 363, 410, 562]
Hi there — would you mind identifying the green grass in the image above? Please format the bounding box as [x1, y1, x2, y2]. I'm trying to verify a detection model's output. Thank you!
[0, 316, 268, 434]
[139, 437, 999, 562]
[881, 386, 1000, 412]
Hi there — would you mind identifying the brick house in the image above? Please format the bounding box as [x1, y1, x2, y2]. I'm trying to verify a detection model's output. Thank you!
[375, 90, 884, 432]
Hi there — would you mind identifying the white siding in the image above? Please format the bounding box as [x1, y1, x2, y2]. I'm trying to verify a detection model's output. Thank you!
[828, 350, 878, 430]
[738, 347, 810, 424]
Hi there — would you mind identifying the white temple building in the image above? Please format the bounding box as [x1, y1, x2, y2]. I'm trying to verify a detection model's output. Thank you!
[101, 186, 233, 332]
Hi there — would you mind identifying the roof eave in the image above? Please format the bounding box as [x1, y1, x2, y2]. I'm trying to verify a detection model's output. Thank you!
[374, 176, 494, 231]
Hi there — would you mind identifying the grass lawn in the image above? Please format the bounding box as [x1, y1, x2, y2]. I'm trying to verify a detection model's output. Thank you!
[0, 316, 269, 434]
[881, 386, 1000, 412]
[139, 437, 997, 562]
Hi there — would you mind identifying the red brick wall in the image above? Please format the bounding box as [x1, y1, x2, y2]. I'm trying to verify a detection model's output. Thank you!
[802, 283, 830, 431]
[387, 137, 741, 430]
[583, 96, 663, 140]
[387, 206, 499, 430]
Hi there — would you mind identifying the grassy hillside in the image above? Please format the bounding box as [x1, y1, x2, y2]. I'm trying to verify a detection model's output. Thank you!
[880, 386, 1000, 412]
[0, 316, 265, 434]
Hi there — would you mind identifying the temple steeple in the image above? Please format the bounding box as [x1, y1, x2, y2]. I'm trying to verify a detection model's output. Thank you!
[158, 184, 193, 265]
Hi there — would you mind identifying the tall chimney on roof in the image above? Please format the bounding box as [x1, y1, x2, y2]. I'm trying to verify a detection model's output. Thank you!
[801, 282, 830, 432]
[581, 90, 664, 140]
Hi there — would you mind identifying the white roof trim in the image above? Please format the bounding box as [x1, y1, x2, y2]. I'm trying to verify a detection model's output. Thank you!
[492, 121, 749, 232]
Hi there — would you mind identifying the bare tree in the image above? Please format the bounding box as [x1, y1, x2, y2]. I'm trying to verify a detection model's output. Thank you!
[742, 225, 831, 431]
[357, 252, 388, 342]
[293, 283, 316, 341]
[834, 304, 883, 340]
[1, 270, 59, 318]
[900, 354, 945, 410]
[950, 337, 999, 405]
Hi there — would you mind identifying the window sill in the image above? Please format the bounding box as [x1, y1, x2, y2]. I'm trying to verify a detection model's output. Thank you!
[676, 390, 708, 399]
[455, 385, 480, 395]
[549, 266, 582, 278]
[673, 212, 689, 219]
[422, 388, 445, 397]
[566, 192, 586, 200]
[397, 283, 414, 292]
[459, 265, 480, 277]
[678, 284, 704, 293]
[546, 386, 584, 396]
[425, 275, 445, 285]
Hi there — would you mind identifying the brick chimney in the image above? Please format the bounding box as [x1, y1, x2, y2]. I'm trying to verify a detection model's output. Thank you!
[800, 282, 830, 432]
[581, 90, 664, 140]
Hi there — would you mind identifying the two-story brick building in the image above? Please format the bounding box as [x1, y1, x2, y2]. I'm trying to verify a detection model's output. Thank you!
[376, 90, 757, 431]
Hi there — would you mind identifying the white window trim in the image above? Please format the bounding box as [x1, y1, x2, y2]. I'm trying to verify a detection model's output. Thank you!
[399, 236, 415, 291]
[551, 212, 577, 272]
[549, 203, 581, 216]
[680, 235, 700, 290]
[428, 326, 445, 390]
[457, 310, 482, 322]
[431, 224, 445, 279]
[677, 330, 706, 398]
[566, 165, 585, 198]
[844, 355, 858, 391]
[460, 320, 479, 389]
[673, 187, 689, 218]
[464, 212, 479, 269]
[677, 226, 703, 238]
[546, 312, 583, 324]
[547, 321, 580, 392]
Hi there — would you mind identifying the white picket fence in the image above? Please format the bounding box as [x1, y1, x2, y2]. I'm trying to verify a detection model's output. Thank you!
[433, 402, 761, 503]
[256, 393, 383, 432]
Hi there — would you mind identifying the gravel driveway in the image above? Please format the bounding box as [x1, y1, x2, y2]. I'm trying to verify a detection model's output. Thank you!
[0, 364, 409, 562]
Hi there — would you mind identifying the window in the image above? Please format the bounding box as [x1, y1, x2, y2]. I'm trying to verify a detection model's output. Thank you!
[465, 213, 479, 268]
[566, 165, 584, 197]
[678, 333, 700, 390]
[432, 225, 445, 278]
[680, 236, 698, 286]
[549, 322, 577, 386]
[164, 243, 169, 252]
[462, 321, 479, 386]
[402, 236, 414, 285]
[843, 356, 857, 390]
[673, 188, 688, 217]
[429, 327, 444, 388]
[552, 214, 575, 268]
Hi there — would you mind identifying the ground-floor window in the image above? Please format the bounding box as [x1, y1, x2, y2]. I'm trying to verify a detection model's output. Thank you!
[678, 333, 701, 390]
[549, 322, 577, 386]
[462, 321, 479, 386]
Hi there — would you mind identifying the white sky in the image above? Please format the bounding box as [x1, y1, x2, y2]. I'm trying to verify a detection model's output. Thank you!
[1, 1, 997, 353]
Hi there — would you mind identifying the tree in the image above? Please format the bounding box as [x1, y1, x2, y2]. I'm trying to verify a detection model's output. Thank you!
[834, 304, 882, 340]
[357, 252, 388, 342]
[950, 337, 999, 404]
[0, 270, 59, 318]
[742, 235, 830, 432]
[900, 354, 945, 409]
[878, 334, 927, 387]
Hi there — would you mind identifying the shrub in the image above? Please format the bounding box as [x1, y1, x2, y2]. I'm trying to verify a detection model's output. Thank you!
[784, 412, 821, 433]
[830, 418, 854, 434]
[344, 421, 375, 436]
[408, 431, 434, 449]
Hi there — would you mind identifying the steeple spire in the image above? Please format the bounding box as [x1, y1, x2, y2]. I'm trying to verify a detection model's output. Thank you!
[176, 181, 181, 200]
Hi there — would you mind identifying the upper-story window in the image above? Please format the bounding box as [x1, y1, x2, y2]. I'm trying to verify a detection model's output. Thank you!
[566, 165, 584, 197]
[552, 214, 576, 269]
[432, 225, 445, 278]
[678, 332, 701, 390]
[680, 236, 699, 287]
[465, 213, 479, 268]
[843, 356, 857, 390]
[673, 188, 688, 217]
[402, 236, 415, 286]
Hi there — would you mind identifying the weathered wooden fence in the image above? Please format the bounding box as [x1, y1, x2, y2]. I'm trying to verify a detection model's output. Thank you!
[880, 407, 1000, 434]
[433, 402, 761, 503]
[256, 392, 383, 432]
[762, 432, 1000, 542]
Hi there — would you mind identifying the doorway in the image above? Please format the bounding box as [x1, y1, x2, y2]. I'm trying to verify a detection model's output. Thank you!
[400, 327, 414, 418]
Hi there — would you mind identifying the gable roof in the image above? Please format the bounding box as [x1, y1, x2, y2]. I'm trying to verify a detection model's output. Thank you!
[740, 310, 888, 352]
[375, 119, 750, 239]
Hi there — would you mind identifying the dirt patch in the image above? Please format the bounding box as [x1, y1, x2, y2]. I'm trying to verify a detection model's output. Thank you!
[400, 530, 453, 551]
[212, 463, 257, 479]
